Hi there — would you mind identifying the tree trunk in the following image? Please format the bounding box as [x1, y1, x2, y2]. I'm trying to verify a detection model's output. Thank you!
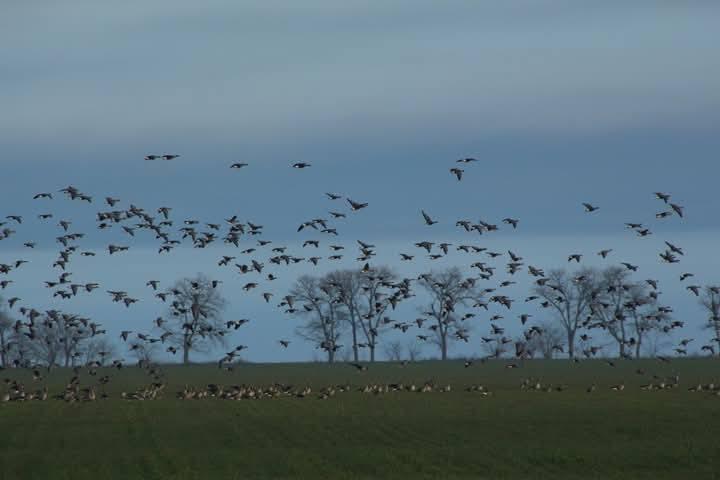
[440, 335, 448, 360]
[351, 319, 359, 362]
[0, 331, 6, 368]
[183, 346, 190, 364]
[369, 345, 375, 362]
[567, 331, 575, 359]
[327, 349, 335, 364]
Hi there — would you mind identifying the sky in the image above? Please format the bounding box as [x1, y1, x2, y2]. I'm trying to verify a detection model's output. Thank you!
[1, 1, 719, 363]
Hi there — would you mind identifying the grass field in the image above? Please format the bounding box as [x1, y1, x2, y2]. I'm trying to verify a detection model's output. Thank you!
[1, 359, 719, 479]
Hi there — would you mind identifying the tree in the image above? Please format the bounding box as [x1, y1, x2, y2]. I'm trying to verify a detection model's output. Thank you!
[326, 270, 362, 362]
[82, 336, 118, 365]
[159, 274, 228, 364]
[406, 341, 423, 361]
[524, 320, 566, 359]
[0, 303, 14, 368]
[14, 312, 102, 368]
[699, 286, 720, 357]
[417, 267, 484, 360]
[533, 268, 598, 359]
[333, 266, 405, 362]
[590, 267, 671, 358]
[128, 340, 161, 365]
[383, 340, 404, 361]
[289, 274, 346, 363]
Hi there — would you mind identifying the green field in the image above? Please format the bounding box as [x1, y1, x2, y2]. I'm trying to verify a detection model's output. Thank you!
[1, 359, 719, 479]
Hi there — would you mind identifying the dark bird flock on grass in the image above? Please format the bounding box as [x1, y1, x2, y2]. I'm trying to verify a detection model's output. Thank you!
[0, 156, 719, 403]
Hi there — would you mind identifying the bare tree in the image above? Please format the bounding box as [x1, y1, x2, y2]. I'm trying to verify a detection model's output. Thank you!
[83, 336, 118, 365]
[417, 268, 484, 360]
[326, 270, 362, 362]
[383, 340, 404, 361]
[332, 267, 407, 362]
[289, 275, 345, 363]
[129, 340, 161, 365]
[14, 312, 100, 368]
[524, 320, 566, 359]
[160, 274, 228, 364]
[406, 341, 423, 361]
[590, 267, 671, 358]
[534, 268, 598, 359]
[0, 303, 14, 368]
[699, 286, 720, 357]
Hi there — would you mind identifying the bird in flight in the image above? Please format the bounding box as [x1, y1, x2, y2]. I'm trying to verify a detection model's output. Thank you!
[421, 210, 438, 226]
[347, 198, 368, 211]
[449, 168, 463, 181]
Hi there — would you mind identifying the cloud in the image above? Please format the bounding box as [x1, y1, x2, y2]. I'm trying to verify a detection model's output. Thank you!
[2, 1, 719, 146]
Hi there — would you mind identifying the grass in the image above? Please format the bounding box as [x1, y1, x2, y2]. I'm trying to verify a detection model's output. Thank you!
[1, 359, 719, 479]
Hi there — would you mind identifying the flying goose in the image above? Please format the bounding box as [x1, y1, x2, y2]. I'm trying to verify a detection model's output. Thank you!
[449, 168, 463, 181]
[421, 210, 438, 226]
[654, 192, 671, 203]
[347, 198, 368, 211]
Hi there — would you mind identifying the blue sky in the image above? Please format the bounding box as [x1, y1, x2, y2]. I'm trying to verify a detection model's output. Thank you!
[1, 1, 719, 362]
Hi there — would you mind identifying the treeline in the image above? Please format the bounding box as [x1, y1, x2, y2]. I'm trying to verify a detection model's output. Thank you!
[1, 265, 719, 368]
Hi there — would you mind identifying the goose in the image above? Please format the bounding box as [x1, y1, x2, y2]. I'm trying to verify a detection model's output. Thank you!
[279, 340, 290, 348]
[582, 203, 599, 213]
[144, 155, 161, 161]
[292, 162, 311, 168]
[347, 198, 368, 211]
[33, 192, 53, 199]
[230, 163, 248, 169]
[449, 168, 463, 180]
[568, 254, 582, 263]
[502, 218, 519, 229]
[161, 154, 180, 160]
[421, 210, 438, 226]
[654, 192, 671, 203]
[598, 249, 613, 258]
[325, 193, 342, 200]
[669, 203, 684, 218]
[659, 251, 679, 263]
[687, 285, 701, 296]
[680, 273, 694, 282]
[456, 158, 477, 163]
[665, 241, 684, 256]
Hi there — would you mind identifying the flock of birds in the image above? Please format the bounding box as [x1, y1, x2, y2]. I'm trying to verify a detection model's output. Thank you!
[0, 155, 718, 402]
